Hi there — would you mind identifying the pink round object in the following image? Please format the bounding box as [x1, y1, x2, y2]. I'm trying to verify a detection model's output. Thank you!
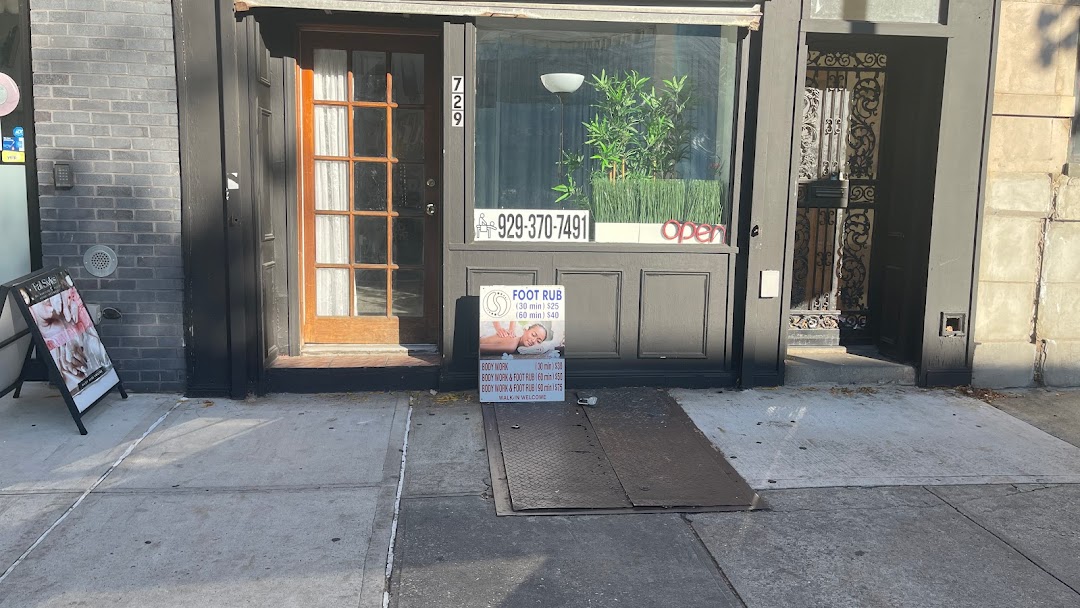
[0, 73, 20, 117]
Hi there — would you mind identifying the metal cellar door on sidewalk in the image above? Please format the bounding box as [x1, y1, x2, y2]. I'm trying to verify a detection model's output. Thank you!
[299, 30, 442, 346]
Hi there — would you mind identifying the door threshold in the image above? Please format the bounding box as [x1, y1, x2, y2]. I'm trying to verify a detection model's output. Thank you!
[265, 357, 440, 392]
[272, 351, 440, 370]
[300, 343, 439, 356]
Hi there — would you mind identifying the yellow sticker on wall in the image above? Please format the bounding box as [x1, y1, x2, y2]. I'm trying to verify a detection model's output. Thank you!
[2, 151, 24, 163]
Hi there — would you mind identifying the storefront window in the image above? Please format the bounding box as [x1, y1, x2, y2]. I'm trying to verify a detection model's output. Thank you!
[474, 22, 739, 245]
[0, 0, 33, 283]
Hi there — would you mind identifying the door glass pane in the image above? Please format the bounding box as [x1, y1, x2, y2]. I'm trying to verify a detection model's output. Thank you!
[315, 160, 348, 211]
[313, 49, 347, 101]
[315, 215, 348, 263]
[354, 162, 388, 211]
[355, 269, 387, 316]
[392, 53, 425, 104]
[354, 107, 387, 158]
[353, 51, 387, 102]
[393, 109, 424, 161]
[316, 268, 349, 316]
[393, 163, 425, 211]
[354, 216, 388, 264]
[392, 218, 424, 266]
[393, 270, 424, 317]
[314, 106, 347, 156]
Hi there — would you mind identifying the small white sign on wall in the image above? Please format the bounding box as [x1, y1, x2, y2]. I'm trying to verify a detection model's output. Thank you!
[760, 270, 781, 299]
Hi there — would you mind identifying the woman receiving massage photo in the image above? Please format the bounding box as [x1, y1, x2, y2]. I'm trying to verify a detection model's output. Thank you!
[479, 321, 556, 356]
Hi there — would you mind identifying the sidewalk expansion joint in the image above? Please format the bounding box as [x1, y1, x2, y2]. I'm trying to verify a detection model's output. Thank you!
[90, 482, 386, 495]
[681, 514, 749, 608]
[754, 503, 949, 514]
[356, 395, 412, 608]
[399, 491, 489, 500]
[382, 404, 412, 608]
[924, 485, 1080, 597]
[0, 490, 84, 497]
[759, 476, 1080, 487]
[0, 398, 184, 586]
[922, 483, 1065, 508]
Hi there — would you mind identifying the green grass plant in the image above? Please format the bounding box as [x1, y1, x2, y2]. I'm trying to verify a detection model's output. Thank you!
[588, 177, 726, 225]
[590, 176, 637, 223]
[638, 179, 686, 223]
[684, 180, 724, 225]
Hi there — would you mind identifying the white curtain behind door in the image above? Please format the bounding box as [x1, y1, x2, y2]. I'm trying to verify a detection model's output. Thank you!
[313, 49, 351, 316]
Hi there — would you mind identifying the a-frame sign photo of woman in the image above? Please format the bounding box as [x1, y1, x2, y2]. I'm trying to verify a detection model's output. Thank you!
[0, 267, 127, 434]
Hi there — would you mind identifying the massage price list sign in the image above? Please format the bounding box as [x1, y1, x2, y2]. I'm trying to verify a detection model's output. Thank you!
[479, 285, 566, 402]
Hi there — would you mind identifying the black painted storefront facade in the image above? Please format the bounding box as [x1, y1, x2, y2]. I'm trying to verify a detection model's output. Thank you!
[174, 0, 1001, 397]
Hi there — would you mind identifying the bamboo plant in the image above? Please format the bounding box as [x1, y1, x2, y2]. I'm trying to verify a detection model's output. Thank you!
[553, 70, 725, 228]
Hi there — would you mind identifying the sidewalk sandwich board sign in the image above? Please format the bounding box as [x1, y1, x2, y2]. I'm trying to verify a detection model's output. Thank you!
[1, 268, 127, 434]
[479, 285, 565, 402]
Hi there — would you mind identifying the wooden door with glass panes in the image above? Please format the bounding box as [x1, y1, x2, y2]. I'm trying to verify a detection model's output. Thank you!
[300, 31, 441, 345]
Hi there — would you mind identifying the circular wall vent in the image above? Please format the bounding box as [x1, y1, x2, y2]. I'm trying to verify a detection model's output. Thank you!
[83, 245, 118, 277]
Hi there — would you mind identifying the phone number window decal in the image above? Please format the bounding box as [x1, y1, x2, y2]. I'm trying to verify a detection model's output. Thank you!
[474, 209, 590, 243]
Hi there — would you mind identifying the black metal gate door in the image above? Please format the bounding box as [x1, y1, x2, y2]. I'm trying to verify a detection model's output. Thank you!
[789, 50, 886, 346]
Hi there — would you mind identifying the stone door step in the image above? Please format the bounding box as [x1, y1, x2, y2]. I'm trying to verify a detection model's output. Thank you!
[785, 346, 916, 386]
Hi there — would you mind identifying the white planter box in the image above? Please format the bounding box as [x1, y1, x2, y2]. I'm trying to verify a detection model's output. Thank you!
[636, 222, 672, 244]
[594, 221, 726, 244]
[594, 222, 670, 243]
[593, 222, 642, 243]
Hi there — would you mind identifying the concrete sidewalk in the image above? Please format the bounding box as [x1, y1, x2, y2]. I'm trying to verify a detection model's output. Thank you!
[2, 383, 1080, 607]
[0, 384, 410, 608]
[391, 388, 1080, 608]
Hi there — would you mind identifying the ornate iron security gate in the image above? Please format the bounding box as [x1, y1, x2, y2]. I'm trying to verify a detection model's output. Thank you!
[789, 50, 886, 346]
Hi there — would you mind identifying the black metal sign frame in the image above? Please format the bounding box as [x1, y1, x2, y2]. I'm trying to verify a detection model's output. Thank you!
[0, 284, 33, 400]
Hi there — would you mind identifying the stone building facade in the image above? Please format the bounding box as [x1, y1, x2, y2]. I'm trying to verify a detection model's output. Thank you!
[973, 0, 1080, 387]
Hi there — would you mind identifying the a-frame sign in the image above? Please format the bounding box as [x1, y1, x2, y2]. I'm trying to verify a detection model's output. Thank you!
[0, 283, 34, 401]
[0, 268, 127, 434]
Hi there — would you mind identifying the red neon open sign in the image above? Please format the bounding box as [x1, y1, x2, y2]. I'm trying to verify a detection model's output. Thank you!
[660, 220, 727, 245]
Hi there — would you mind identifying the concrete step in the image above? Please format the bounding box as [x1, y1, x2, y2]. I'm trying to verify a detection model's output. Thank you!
[301, 343, 438, 356]
[785, 346, 916, 386]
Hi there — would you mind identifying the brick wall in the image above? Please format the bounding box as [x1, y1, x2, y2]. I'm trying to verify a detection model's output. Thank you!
[29, 0, 184, 392]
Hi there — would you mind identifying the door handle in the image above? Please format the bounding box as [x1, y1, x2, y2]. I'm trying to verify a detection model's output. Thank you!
[426, 203, 437, 216]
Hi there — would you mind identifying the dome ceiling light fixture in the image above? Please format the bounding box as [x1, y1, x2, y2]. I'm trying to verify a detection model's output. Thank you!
[540, 73, 585, 95]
